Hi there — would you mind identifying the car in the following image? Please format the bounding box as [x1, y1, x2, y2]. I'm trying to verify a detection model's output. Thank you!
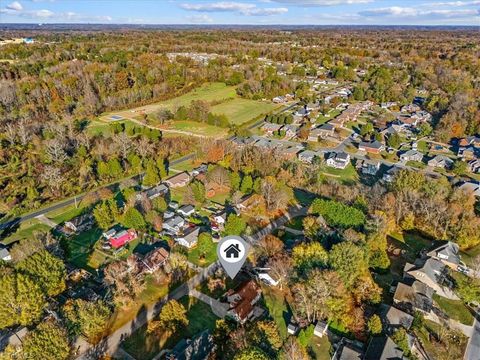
[102, 243, 112, 250]
[458, 266, 470, 275]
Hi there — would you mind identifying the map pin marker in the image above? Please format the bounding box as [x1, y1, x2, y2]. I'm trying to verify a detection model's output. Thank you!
[217, 235, 250, 279]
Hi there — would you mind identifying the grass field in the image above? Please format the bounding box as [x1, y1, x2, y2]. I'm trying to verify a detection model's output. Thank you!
[432, 294, 474, 325]
[122, 296, 218, 360]
[262, 286, 290, 339]
[211, 98, 279, 125]
[187, 236, 217, 267]
[1, 219, 51, 245]
[170, 120, 228, 137]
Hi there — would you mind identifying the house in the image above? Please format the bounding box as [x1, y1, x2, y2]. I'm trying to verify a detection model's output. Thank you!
[393, 281, 434, 314]
[165, 172, 191, 188]
[213, 211, 227, 225]
[314, 321, 328, 338]
[326, 152, 350, 170]
[262, 122, 283, 135]
[191, 164, 208, 177]
[163, 216, 185, 234]
[364, 336, 405, 360]
[400, 150, 424, 163]
[287, 323, 298, 335]
[143, 184, 169, 199]
[381, 102, 397, 109]
[359, 140, 385, 154]
[357, 160, 381, 176]
[298, 150, 319, 164]
[0, 245, 11, 262]
[332, 338, 365, 360]
[457, 146, 476, 160]
[283, 125, 298, 138]
[175, 226, 200, 248]
[308, 128, 323, 142]
[458, 135, 480, 148]
[103, 228, 118, 239]
[318, 123, 336, 138]
[166, 330, 215, 360]
[426, 242, 461, 271]
[227, 280, 262, 323]
[294, 105, 310, 118]
[382, 166, 401, 183]
[378, 304, 413, 332]
[401, 104, 421, 113]
[427, 155, 453, 169]
[467, 159, 480, 173]
[110, 229, 137, 249]
[64, 214, 94, 234]
[404, 258, 456, 299]
[141, 247, 169, 273]
[178, 204, 195, 217]
[272, 96, 286, 104]
[459, 182, 480, 197]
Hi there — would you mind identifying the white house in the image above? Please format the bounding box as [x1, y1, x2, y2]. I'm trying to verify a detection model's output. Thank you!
[326, 152, 350, 170]
[178, 204, 195, 217]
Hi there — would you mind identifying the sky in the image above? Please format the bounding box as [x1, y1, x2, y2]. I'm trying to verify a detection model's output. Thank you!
[0, 0, 479, 26]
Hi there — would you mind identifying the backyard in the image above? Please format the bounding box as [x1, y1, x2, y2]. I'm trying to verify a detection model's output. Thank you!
[122, 296, 218, 360]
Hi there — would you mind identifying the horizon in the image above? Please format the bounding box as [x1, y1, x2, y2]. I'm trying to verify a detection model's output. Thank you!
[0, 0, 479, 26]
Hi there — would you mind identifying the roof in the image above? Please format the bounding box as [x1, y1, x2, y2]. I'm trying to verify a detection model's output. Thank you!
[429, 241, 460, 264]
[379, 304, 413, 330]
[0, 247, 10, 259]
[228, 280, 261, 321]
[110, 229, 137, 249]
[145, 184, 168, 198]
[459, 182, 480, 197]
[409, 257, 445, 285]
[179, 204, 195, 213]
[170, 330, 214, 360]
[364, 336, 404, 360]
[298, 150, 318, 159]
[337, 344, 364, 360]
[166, 172, 190, 185]
[360, 140, 384, 150]
[182, 227, 200, 245]
[401, 150, 423, 158]
[393, 281, 433, 312]
[142, 247, 169, 271]
[165, 216, 185, 227]
[318, 123, 335, 131]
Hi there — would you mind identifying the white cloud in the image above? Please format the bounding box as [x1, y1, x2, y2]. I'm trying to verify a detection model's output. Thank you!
[422, 1, 480, 6]
[359, 6, 479, 18]
[6, 1, 23, 11]
[34, 9, 54, 17]
[181, 1, 288, 16]
[186, 14, 214, 23]
[269, 0, 373, 5]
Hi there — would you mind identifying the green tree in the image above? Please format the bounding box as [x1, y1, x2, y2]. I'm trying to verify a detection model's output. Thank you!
[417, 122, 433, 137]
[310, 199, 365, 229]
[93, 200, 118, 229]
[223, 214, 246, 236]
[297, 324, 314, 347]
[62, 299, 111, 340]
[230, 172, 241, 191]
[0, 272, 46, 329]
[159, 300, 188, 332]
[190, 180, 206, 204]
[387, 133, 401, 149]
[235, 347, 270, 360]
[156, 158, 167, 178]
[367, 314, 382, 335]
[107, 158, 122, 178]
[302, 216, 321, 239]
[292, 242, 328, 274]
[22, 321, 70, 360]
[360, 122, 374, 136]
[391, 328, 410, 356]
[143, 160, 160, 187]
[240, 175, 253, 194]
[121, 207, 146, 230]
[329, 242, 368, 288]
[152, 196, 168, 212]
[197, 232, 212, 259]
[16, 250, 66, 297]
[452, 160, 468, 176]
[456, 275, 480, 304]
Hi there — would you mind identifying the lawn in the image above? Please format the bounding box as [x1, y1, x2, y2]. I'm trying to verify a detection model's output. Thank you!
[65, 226, 104, 270]
[285, 216, 306, 230]
[122, 296, 218, 360]
[262, 286, 290, 339]
[432, 294, 474, 326]
[320, 163, 359, 184]
[211, 98, 279, 125]
[187, 237, 217, 267]
[1, 219, 51, 245]
[169, 120, 228, 138]
[308, 335, 332, 360]
[406, 160, 426, 169]
[388, 231, 432, 262]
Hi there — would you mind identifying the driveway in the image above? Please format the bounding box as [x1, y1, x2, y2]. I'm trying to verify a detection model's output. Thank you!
[464, 316, 480, 360]
[189, 289, 229, 318]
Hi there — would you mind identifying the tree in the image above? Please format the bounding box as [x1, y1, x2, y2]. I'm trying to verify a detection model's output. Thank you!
[22, 321, 70, 360]
[310, 199, 365, 229]
[329, 242, 368, 288]
[417, 122, 432, 137]
[367, 314, 382, 335]
[266, 254, 292, 290]
[0, 272, 46, 329]
[224, 214, 246, 236]
[159, 300, 188, 332]
[360, 122, 374, 136]
[62, 299, 111, 340]
[152, 196, 168, 212]
[257, 234, 284, 258]
[235, 347, 270, 360]
[456, 275, 480, 304]
[143, 160, 160, 187]
[240, 175, 253, 194]
[387, 133, 401, 149]
[190, 180, 206, 204]
[121, 207, 146, 230]
[230, 172, 241, 191]
[146, 210, 163, 232]
[452, 160, 468, 176]
[391, 328, 410, 357]
[280, 337, 309, 360]
[292, 242, 328, 274]
[16, 250, 66, 297]
[197, 233, 212, 259]
[93, 200, 119, 229]
[251, 320, 283, 354]
[302, 216, 322, 239]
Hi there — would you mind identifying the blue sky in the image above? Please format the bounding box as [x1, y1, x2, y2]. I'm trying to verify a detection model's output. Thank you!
[0, 0, 479, 25]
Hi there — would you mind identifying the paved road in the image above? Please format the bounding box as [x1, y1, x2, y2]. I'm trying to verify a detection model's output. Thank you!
[0, 153, 195, 231]
[464, 316, 480, 360]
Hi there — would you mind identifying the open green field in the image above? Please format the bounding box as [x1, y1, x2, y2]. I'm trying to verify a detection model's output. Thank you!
[262, 286, 290, 339]
[122, 296, 218, 360]
[1, 218, 51, 245]
[432, 293, 473, 325]
[211, 98, 279, 125]
[170, 120, 228, 137]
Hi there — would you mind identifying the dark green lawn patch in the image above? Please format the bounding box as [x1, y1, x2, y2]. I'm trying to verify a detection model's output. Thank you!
[310, 198, 365, 229]
[262, 286, 290, 339]
[432, 294, 474, 326]
[187, 237, 217, 267]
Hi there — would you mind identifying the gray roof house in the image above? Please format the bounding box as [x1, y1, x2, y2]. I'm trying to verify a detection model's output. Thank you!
[298, 150, 319, 164]
[400, 150, 424, 163]
[178, 204, 195, 217]
[163, 216, 185, 234]
[426, 242, 461, 270]
[326, 152, 350, 169]
[144, 184, 169, 199]
[364, 336, 405, 360]
[393, 281, 434, 314]
[459, 182, 480, 197]
[332, 338, 365, 360]
[378, 304, 414, 332]
[427, 155, 454, 169]
[166, 330, 215, 360]
[0, 246, 11, 262]
[175, 226, 200, 248]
